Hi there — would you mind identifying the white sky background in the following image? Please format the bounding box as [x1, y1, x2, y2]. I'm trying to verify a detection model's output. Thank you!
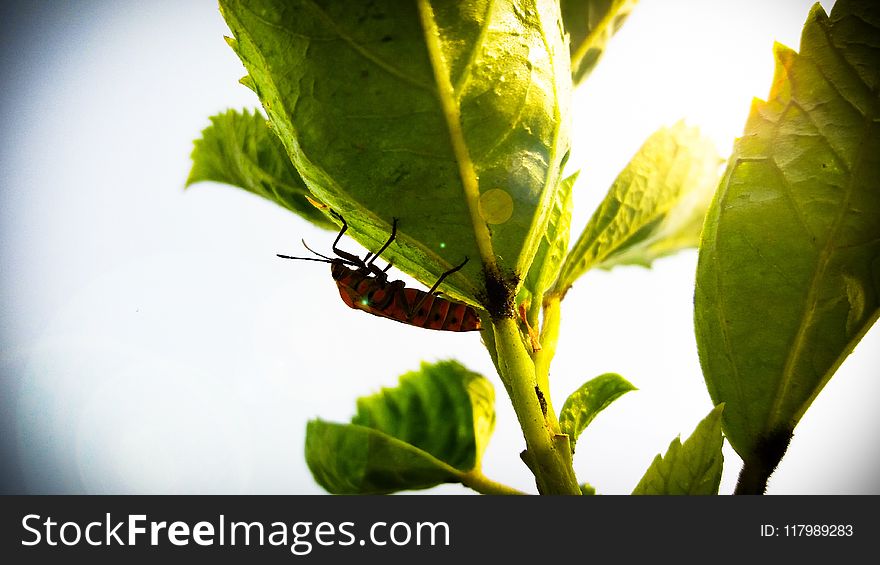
[1, 0, 877, 495]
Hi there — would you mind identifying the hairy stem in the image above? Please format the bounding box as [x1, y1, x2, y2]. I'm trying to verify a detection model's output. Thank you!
[492, 316, 580, 495]
[734, 428, 793, 495]
[734, 459, 771, 495]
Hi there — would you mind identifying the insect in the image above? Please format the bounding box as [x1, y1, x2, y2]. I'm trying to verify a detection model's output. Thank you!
[277, 214, 481, 332]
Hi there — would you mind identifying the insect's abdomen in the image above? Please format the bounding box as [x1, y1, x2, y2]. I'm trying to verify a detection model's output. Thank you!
[401, 288, 481, 332]
[332, 264, 480, 331]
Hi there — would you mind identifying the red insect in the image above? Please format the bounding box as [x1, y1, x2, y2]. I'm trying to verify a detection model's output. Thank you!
[278, 215, 481, 332]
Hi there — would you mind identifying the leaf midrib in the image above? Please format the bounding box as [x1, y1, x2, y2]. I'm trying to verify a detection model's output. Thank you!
[417, 0, 497, 271]
[766, 26, 879, 432]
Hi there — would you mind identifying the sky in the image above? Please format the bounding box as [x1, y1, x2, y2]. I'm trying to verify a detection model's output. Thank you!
[1, 0, 877, 495]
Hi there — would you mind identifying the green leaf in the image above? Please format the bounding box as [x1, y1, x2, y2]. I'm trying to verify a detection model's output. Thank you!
[558, 372, 635, 453]
[521, 171, 577, 308]
[305, 421, 460, 494]
[554, 121, 721, 296]
[305, 360, 495, 494]
[219, 1, 572, 311]
[694, 0, 880, 463]
[632, 404, 724, 495]
[186, 108, 335, 229]
[352, 360, 495, 471]
[561, 0, 639, 85]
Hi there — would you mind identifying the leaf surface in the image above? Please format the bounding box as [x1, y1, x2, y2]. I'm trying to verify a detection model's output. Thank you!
[694, 0, 880, 460]
[186, 108, 335, 229]
[632, 405, 724, 495]
[555, 121, 721, 296]
[219, 0, 573, 309]
[306, 421, 460, 494]
[305, 360, 495, 494]
[558, 372, 635, 453]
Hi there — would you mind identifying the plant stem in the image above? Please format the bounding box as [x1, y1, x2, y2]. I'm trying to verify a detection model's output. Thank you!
[460, 471, 528, 495]
[534, 296, 562, 425]
[734, 459, 771, 495]
[492, 316, 580, 495]
[733, 428, 793, 495]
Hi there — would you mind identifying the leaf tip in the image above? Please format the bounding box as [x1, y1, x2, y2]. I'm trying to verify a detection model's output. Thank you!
[806, 2, 829, 25]
[771, 40, 796, 61]
[239, 74, 256, 92]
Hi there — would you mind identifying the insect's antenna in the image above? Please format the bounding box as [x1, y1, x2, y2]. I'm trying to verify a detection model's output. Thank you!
[301, 239, 335, 261]
[276, 239, 360, 266]
[276, 254, 333, 264]
[275, 239, 337, 263]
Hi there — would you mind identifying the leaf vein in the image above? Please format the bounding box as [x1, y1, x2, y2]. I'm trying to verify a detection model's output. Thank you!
[767, 93, 877, 430]
[767, 158, 821, 244]
[417, 0, 497, 272]
[453, 0, 497, 96]
[814, 11, 876, 115]
[481, 64, 534, 160]
[300, 0, 434, 92]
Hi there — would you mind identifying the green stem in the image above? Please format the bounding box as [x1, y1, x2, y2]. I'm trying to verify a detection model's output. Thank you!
[492, 316, 580, 495]
[460, 471, 528, 495]
[534, 296, 562, 405]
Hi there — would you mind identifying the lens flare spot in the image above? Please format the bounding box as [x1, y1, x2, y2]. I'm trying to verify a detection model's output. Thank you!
[478, 188, 513, 224]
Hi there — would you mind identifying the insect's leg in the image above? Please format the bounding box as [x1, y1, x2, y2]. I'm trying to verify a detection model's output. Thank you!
[364, 218, 397, 280]
[330, 215, 349, 251]
[408, 257, 469, 320]
[368, 262, 394, 284]
[365, 218, 398, 269]
[329, 214, 363, 265]
[426, 257, 469, 295]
